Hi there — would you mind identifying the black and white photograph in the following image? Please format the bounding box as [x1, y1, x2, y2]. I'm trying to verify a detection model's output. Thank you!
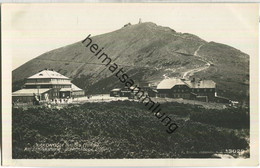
[1, 2, 259, 167]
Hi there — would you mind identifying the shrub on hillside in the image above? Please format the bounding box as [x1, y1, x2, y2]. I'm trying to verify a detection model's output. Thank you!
[12, 101, 249, 159]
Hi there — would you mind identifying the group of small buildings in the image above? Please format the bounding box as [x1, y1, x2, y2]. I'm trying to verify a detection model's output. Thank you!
[12, 68, 230, 104]
[110, 86, 156, 99]
[156, 78, 230, 103]
[110, 82, 156, 99]
[110, 78, 230, 103]
[12, 69, 85, 103]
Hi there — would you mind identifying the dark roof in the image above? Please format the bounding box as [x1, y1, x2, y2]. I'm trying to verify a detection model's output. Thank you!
[184, 80, 216, 89]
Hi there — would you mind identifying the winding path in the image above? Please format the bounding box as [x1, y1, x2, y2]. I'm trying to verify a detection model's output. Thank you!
[182, 44, 212, 79]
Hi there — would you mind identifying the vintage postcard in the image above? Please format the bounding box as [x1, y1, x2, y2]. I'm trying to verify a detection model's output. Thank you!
[1, 3, 259, 167]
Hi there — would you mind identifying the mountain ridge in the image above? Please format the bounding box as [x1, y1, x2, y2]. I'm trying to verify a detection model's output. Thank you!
[12, 22, 249, 103]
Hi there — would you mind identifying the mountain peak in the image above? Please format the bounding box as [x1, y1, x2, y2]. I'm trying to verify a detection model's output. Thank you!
[138, 22, 157, 26]
[13, 21, 249, 102]
[121, 21, 176, 34]
[122, 21, 157, 28]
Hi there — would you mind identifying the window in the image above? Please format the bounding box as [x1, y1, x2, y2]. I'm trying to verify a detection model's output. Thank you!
[204, 89, 207, 92]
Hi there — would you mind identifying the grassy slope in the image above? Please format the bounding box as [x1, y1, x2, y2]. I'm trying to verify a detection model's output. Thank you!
[194, 42, 249, 102]
[13, 101, 249, 159]
[12, 22, 249, 102]
[12, 23, 205, 82]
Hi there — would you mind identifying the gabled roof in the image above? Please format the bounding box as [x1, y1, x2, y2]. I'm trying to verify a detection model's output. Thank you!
[12, 89, 51, 97]
[157, 78, 216, 90]
[215, 96, 230, 100]
[71, 84, 83, 91]
[111, 88, 121, 92]
[60, 84, 83, 92]
[157, 78, 187, 89]
[28, 70, 69, 79]
[184, 80, 216, 89]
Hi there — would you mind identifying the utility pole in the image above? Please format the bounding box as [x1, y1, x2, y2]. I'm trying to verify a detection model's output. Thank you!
[37, 85, 40, 100]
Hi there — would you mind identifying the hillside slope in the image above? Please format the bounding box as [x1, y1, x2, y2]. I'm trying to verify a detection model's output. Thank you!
[12, 22, 249, 102]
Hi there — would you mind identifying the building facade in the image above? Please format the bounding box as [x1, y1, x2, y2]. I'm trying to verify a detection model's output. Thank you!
[185, 79, 216, 102]
[110, 88, 121, 97]
[12, 69, 85, 103]
[156, 78, 190, 98]
[156, 78, 227, 103]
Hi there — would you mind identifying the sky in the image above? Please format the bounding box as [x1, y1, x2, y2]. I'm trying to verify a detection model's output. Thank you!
[2, 3, 259, 70]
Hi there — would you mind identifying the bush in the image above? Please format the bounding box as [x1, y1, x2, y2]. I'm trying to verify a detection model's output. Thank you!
[190, 108, 249, 129]
[12, 101, 249, 159]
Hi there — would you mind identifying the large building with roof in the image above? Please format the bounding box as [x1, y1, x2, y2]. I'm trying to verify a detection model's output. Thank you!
[157, 78, 191, 99]
[157, 78, 228, 103]
[12, 69, 85, 103]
